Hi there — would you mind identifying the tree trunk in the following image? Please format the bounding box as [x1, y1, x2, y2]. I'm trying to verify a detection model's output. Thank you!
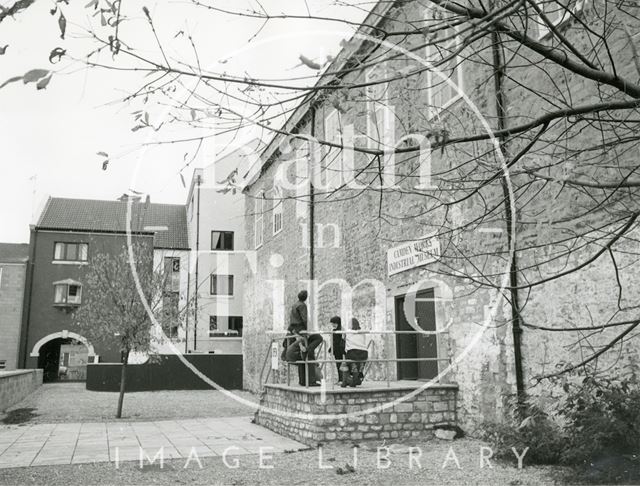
[116, 349, 129, 419]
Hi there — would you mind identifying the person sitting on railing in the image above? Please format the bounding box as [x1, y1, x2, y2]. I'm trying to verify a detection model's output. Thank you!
[328, 316, 345, 384]
[342, 317, 369, 388]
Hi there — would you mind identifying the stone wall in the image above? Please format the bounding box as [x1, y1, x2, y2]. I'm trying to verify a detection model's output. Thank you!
[256, 383, 458, 445]
[0, 263, 27, 370]
[243, 0, 640, 432]
[0, 370, 43, 412]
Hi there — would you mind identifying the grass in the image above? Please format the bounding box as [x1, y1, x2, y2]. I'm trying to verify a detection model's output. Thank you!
[0, 383, 259, 423]
[0, 439, 569, 485]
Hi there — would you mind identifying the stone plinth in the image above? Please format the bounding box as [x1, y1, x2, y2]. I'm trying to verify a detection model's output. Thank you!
[255, 380, 458, 445]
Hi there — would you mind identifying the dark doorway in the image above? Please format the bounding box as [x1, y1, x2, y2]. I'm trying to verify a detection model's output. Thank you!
[395, 289, 438, 380]
[37, 338, 88, 382]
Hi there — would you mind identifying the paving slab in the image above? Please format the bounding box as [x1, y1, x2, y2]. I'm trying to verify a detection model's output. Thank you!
[0, 416, 306, 468]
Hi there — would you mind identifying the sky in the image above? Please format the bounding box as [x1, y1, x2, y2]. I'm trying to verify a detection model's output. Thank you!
[0, 0, 369, 243]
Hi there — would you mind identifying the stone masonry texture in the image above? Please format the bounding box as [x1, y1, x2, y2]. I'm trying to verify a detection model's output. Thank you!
[256, 384, 458, 445]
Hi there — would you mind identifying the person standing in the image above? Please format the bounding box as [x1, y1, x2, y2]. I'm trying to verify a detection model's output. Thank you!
[328, 316, 345, 381]
[285, 290, 322, 386]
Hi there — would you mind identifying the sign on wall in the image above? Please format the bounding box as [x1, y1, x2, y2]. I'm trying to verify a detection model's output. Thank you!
[387, 235, 441, 276]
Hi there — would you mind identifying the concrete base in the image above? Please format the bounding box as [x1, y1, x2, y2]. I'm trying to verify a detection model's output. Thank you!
[255, 380, 458, 445]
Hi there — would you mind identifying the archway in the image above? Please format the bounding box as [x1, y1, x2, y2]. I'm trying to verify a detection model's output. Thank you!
[31, 331, 96, 383]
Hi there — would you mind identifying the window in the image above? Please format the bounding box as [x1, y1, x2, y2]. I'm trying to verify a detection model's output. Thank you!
[211, 231, 234, 250]
[254, 192, 265, 249]
[54, 242, 88, 262]
[0, 360, 5, 370]
[365, 67, 392, 149]
[322, 109, 346, 189]
[210, 274, 234, 296]
[162, 291, 180, 338]
[535, 0, 586, 39]
[163, 257, 181, 292]
[53, 280, 82, 305]
[272, 187, 283, 235]
[209, 316, 243, 337]
[425, 6, 462, 118]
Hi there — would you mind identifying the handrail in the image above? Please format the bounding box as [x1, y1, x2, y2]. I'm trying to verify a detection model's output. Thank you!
[261, 329, 450, 389]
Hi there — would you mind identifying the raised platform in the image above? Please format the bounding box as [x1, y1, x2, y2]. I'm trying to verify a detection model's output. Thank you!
[255, 380, 458, 445]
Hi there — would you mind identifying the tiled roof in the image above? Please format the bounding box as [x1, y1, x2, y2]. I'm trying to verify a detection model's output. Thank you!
[0, 243, 29, 263]
[36, 198, 189, 250]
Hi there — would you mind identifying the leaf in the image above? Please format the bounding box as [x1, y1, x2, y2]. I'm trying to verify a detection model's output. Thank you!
[190, 109, 196, 120]
[36, 75, 52, 90]
[102, 160, 109, 171]
[97, 151, 109, 157]
[0, 45, 8, 55]
[142, 5, 151, 20]
[23, 69, 50, 84]
[299, 54, 322, 70]
[179, 172, 186, 187]
[50, 6, 57, 15]
[58, 12, 67, 40]
[49, 47, 66, 64]
[0, 76, 22, 90]
[100, 12, 107, 26]
[85, 0, 99, 9]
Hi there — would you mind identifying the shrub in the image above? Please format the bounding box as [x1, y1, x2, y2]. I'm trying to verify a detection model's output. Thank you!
[483, 400, 566, 466]
[561, 377, 640, 482]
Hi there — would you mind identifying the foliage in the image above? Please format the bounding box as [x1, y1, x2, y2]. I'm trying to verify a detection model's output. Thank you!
[482, 399, 566, 466]
[562, 376, 640, 482]
[484, 377, 640, 482]
[73, 242, 157, 357]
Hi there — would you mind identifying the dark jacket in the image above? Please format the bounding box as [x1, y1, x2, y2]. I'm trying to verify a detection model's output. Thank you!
[331, 326, 345, 359]
[289, 300, 308, 333]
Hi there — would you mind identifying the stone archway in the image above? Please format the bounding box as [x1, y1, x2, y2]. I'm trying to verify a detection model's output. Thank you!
[30, 330, 96, 358]
[31, 331, 97, 382]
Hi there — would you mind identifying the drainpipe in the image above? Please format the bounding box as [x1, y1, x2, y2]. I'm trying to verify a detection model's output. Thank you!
[194, 174, 202, 351]
[309, 108, 316, 282]
[491, 28, 525, 405]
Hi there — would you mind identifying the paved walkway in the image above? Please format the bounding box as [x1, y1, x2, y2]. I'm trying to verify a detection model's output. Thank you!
[0, 417, 306, 468]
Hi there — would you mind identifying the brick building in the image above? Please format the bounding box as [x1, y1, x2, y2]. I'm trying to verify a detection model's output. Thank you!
[20, 197, 189, 381]
[0, 243, 29, 370]
[242, 0, 640, 429]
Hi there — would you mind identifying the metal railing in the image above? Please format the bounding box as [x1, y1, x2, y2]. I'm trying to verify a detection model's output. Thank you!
[259, 329, 451, 389]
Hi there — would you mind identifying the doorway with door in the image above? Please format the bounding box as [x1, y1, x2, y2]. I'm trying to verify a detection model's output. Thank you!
[395, 288, 439, 380]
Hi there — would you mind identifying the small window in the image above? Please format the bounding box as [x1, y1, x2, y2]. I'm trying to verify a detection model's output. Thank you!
[209, 316, 243, 337]
[54, 242, 88, 262]
[163, 257, 180, 292]
[272, 187, 283, 235]
[424, 6, 462, 118]
[0, 360, 6, 370]
[210, 274, 234, 296]
[211, 231, 234, 251]
[365, 67, 392, 150]
[254, 192, 265, 249]
[53, 281, 82, 305]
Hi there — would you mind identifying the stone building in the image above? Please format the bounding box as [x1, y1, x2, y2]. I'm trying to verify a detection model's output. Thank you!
[0, 243, 29, 370]
[242, 0, 640, 429]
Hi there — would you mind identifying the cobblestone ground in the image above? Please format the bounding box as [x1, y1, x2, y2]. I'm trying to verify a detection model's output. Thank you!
[1, 383, 258, 423]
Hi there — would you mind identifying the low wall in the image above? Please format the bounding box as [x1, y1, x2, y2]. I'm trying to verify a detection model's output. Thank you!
[0, 369, 43, 412]
[256, 382, 458, 445]
[86, 354, 242, 391]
